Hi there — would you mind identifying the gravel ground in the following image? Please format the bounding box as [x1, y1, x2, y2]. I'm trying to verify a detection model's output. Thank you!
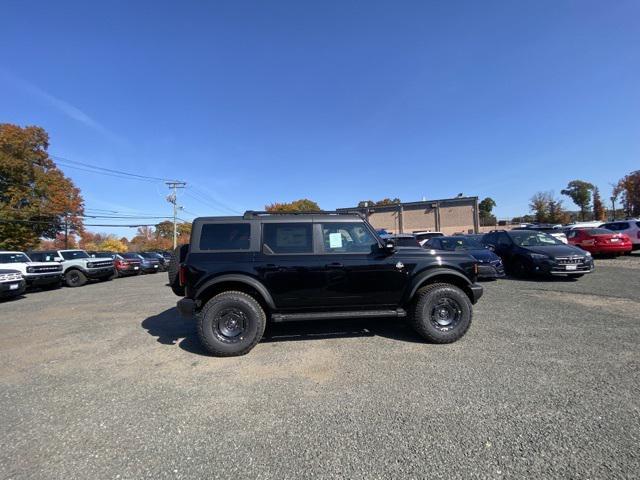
[1, 255, 639, 479]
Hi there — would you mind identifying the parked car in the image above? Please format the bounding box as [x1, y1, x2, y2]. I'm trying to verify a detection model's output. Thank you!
[599, 220, 640, 251]
[413, 231, 445, 246]
[566, 228, 633, 256]
[425, 236, 505, 280]
[0, 251, 63, 289]
[122, 253, 160, 273]
[139, 252, 167, 271]
[513, 225, 568, 244]
[380, 233, 421, 248]
[0, 269, 26, 300]
[564, 221, 604, 230]
[481, 230, 594, 278]
[173, 210, 483, 356]
[28, 249, 115, 287]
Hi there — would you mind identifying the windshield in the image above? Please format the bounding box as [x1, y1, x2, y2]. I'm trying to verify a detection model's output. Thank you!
[438, 237, 485, 250]
[60, 250, 90, 260]
[510, 231, 563, 246]
[588, 228, 614, 235]
[123, 253, 141, 259]
[0, 253, 31, 263]
[394, 237, 419, 247]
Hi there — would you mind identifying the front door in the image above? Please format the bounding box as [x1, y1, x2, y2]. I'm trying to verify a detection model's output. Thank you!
[317, 222, 407, 307]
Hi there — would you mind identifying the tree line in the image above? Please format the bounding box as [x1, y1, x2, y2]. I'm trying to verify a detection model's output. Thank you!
[519, 175, 639, 225]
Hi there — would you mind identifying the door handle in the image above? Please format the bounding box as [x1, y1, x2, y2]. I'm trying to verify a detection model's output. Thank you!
[324, 262, 343, 269]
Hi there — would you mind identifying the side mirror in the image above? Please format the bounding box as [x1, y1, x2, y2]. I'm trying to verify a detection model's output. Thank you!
[486, 244, 495, 251]
[54, 256, 64, 262]
[382, 240, 396, 253]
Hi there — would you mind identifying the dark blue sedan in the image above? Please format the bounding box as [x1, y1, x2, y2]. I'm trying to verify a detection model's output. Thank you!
[425, 236, 505, 280]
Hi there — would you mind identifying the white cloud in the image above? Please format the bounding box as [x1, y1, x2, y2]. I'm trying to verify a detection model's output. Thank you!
[1, 69, 127, 146]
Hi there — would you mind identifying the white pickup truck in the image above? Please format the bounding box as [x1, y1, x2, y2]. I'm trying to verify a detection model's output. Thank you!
[0, 251, 63, 289]
[28, 249, 114, 287]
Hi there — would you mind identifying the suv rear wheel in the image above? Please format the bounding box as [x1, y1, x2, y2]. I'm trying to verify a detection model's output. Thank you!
[410, 283, 472, 343]
[197, 291, 266, 356]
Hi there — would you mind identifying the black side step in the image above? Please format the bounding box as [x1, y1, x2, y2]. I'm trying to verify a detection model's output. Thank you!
[271, 309, 407, 323]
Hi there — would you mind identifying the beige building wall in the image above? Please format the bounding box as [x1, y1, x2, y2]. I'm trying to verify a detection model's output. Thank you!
[402, 208, 437, 232]
[340, 197, 479, 235]
[438, 205, 476, 235]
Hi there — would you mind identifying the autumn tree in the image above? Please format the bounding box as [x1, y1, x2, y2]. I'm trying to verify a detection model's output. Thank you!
[265, 199, 321, 212]
[561, 180, 594, 221]
[99, 237, 128, 252]
[616, 170, 640, 217]
[592, 187, 605, 221]
[529, 192, 552, 223]
[358, 198, 401, 207]
[0, 124, 85, 250]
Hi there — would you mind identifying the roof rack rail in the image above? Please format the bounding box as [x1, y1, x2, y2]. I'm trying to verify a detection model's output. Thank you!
[243, 210, 363, 219]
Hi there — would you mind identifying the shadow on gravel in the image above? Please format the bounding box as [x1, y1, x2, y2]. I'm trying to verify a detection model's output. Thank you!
[141, 308, 424, 356]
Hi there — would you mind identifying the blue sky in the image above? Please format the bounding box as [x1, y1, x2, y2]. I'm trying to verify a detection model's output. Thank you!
[1, 0, 639, 238]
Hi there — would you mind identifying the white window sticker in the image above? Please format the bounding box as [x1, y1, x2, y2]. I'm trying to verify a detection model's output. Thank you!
[329, 233, 343, 249]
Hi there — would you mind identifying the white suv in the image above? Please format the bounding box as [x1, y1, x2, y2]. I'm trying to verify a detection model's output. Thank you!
[0, 251, 63, 289]
[600, 220, 640, 250]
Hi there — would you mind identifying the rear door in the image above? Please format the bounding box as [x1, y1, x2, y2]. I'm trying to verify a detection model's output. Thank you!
[254, 221, 326, 309]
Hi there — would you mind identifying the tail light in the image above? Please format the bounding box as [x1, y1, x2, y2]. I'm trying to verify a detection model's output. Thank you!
[179, 265, 186, 286]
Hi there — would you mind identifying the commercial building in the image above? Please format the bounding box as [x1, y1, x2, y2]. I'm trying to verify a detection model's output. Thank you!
[338, 196, 480, 235]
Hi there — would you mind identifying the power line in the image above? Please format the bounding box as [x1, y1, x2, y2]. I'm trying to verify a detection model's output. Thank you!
[51, 155, 185, 183]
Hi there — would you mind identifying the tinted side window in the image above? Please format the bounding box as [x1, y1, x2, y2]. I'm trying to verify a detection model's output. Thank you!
[199, 223, 251, 250]
[481, 233, 495, 245]
[262, 223, 313, 254]
[497, 233, 511, 246]
[321, 222, 377, 253]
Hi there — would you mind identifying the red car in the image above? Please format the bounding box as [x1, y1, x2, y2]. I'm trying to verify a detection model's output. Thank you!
[567, 228, 632, 256]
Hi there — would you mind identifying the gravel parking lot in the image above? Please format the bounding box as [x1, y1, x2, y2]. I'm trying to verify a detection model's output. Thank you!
[1, 255, 639, 479]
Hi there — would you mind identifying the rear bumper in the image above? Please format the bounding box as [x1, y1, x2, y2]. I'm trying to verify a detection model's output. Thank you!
[177, 298, 195, 317]
[468, 283, 483, 304]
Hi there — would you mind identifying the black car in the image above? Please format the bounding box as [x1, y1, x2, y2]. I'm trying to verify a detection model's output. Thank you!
[381, 233, 421, 248]
[172, 211, 483, 356]
[481, 230, 594, 278]
[425, 236, 505, 280]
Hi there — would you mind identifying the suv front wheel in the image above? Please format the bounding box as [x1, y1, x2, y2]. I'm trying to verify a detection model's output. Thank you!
[197, 291, 266, 356]
[410, 283, 472, 343]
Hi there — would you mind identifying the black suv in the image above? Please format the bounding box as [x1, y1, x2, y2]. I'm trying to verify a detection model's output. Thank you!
[481, 230, 594, 277]
[173, 211, 483, 356]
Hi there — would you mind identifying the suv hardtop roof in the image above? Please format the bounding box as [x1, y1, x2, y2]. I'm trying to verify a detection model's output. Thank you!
[195, 211, 365, 223]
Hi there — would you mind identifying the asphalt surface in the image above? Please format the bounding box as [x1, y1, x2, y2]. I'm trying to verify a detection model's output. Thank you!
[1, 255, 639, 479]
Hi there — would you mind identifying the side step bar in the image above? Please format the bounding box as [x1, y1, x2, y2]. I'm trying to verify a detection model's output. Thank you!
[271, 308, 407, 323]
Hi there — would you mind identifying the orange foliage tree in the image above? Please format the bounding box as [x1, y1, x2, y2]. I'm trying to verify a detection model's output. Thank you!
[0, 124, 84, 250]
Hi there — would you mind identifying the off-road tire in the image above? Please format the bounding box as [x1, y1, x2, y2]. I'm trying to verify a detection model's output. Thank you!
[410, 283, 472, 344]
[510, 258, 529, 278]
[197, 291, 266, 356]
[168, 244, 188, 296]
[65, 269, 87, 288]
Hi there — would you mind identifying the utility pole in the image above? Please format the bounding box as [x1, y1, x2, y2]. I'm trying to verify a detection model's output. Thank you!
[166, 181, 186, 249]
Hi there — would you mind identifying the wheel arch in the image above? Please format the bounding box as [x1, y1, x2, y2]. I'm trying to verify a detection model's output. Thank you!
[407, 268, 474, 303]
[195, 274, 275, 311]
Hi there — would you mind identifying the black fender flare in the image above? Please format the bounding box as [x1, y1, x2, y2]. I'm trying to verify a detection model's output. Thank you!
[407, 267, 473, 301]
[63, 266, 84, 276]
[194, 274, 276, 310]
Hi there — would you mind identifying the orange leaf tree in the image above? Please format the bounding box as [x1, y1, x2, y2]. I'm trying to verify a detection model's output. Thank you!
[0, 124, 85, 250]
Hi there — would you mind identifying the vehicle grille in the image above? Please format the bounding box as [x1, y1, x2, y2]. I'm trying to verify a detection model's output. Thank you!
[555, 256, 585, 265]
[31, 265, 63, 273]
[91, 261, 113, 268]
[0, 272, 22, 282]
